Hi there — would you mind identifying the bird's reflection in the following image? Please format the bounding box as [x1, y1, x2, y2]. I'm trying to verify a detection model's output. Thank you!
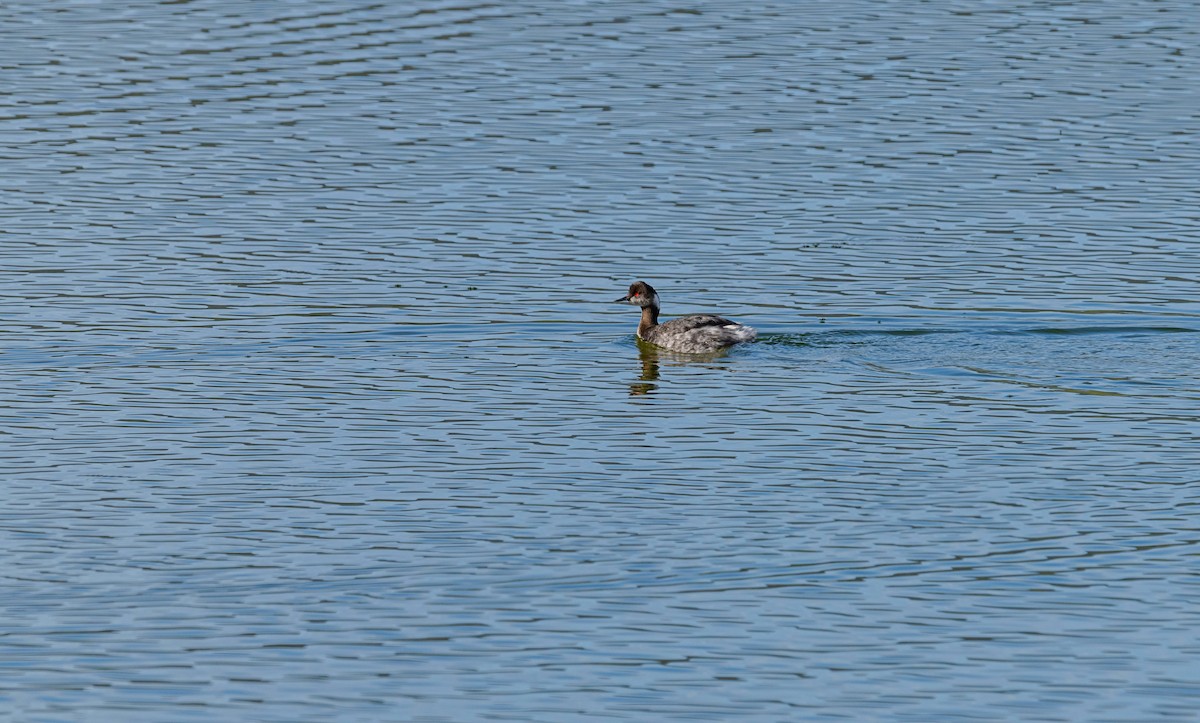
[628, 339, 731, 397]
[629, 340, 661, 396]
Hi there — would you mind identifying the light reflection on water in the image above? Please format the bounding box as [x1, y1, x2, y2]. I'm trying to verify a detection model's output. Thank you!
[2, 0, 1200, 719]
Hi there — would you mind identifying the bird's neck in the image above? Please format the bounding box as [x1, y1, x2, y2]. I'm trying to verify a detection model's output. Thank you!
[638, 305, 660, 338]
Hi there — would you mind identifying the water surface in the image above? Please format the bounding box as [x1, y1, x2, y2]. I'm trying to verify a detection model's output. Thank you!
[2, 0, 1199, 720]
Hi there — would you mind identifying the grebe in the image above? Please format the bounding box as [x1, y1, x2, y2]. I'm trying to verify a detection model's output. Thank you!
[614, 281, 756, 353]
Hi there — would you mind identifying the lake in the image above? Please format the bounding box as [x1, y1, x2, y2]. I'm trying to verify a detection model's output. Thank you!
[2, 0, 1199, 720]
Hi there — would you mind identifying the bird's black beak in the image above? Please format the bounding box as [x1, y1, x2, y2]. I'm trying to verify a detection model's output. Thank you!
[614, 294, 630, 303]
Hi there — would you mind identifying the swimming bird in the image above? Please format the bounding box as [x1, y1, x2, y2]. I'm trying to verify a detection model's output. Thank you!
[615, 281, 756, 353]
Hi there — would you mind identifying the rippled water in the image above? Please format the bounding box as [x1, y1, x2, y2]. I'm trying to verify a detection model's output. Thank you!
[3, 0, 1199, 719]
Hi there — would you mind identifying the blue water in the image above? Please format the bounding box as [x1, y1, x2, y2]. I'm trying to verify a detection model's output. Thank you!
[2, 0, 1199, 720]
